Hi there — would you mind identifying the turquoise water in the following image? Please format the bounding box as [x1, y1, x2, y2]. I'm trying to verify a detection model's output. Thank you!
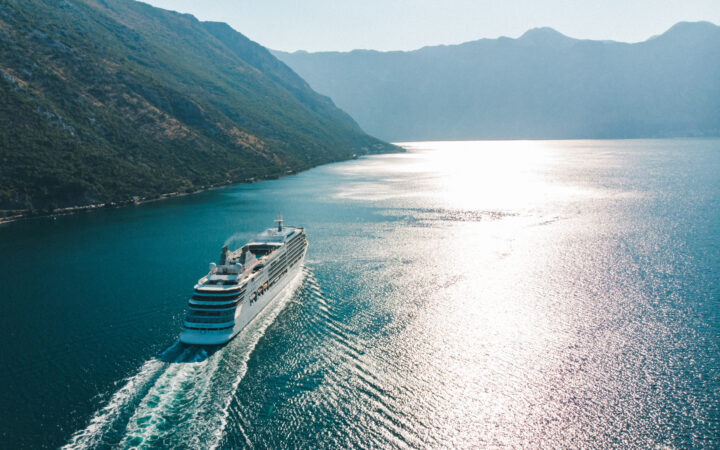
[1, 139, 719, 448]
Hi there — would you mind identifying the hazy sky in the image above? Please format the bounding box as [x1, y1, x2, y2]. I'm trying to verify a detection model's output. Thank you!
[142, 0, 720, 52]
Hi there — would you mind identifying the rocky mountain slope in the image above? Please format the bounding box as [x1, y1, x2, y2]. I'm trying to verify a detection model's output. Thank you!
[0, 0, 395, 215]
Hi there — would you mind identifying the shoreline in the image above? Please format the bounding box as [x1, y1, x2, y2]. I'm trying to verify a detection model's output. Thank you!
[0, 188, 213, 226]
[0, 149, 403, 226]
[0, 171, 290, 226]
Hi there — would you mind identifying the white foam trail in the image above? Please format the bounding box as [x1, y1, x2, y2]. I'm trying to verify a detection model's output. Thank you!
[66, 269, 306, 449]
[63, 342, 188, 449]
[120, 350, 216, 448]
[208, 270, 305, 449]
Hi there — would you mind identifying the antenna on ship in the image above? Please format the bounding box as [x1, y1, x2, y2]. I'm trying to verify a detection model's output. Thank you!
[274, 212, 283, 232]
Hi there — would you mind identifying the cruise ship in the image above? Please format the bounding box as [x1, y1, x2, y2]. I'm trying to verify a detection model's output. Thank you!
[179, 216, 307, 345]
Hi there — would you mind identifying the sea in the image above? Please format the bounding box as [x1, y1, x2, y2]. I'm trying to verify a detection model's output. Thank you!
[0, 139, 718, 448]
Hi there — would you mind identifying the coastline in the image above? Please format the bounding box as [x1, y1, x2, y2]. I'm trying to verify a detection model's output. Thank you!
[0, 148, 403, 226]
[0, 189, 203, 225]
[0, 175, 287, 226]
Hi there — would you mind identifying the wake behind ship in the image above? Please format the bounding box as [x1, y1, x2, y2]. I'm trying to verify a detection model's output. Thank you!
[180, 216, 307, 345]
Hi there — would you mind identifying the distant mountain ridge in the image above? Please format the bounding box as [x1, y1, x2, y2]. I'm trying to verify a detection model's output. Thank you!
[0, 0, 396, 215]
[274, 21, 720, 141]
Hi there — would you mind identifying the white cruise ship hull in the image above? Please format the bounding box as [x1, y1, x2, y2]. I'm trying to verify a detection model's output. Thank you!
[179, 220, 307, 346]
[179, 258, 304, 345]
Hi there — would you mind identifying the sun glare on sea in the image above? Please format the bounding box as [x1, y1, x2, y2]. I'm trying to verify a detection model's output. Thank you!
[334, 140, 594, 213]
[399, 140, 588, 211]
[324, 139, 665, 446]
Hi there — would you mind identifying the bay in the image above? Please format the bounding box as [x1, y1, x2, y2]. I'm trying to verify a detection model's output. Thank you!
[0, 139, 718, 448]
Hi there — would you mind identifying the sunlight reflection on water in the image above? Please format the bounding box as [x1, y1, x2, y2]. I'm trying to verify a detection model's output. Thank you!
[333, 141, 622, 211]
[286, 139, 719, 448]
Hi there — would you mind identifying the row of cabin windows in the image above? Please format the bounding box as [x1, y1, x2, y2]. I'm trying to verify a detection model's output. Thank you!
[266, 239, 304, 275]
[286, 239, 306, 253]
[269, 252, 302, 280]
[189, 300, 240, 309]
[192, 289, 245, 300]
[282, 255, 302, 271]
[282, 245, 303, 260]
[267, 268, 288, 288]
[187, 309, 235, 316]
[288, 234, 306, 244]
[249, 267, 287, 303]
[185, 316, 234, 324]
[286, 248, 304, 263]
[244, 240, 305, 305]
[284, 242, 304, 255]
[203, 279, 239, 286]
[190, 298, 238, 305]
[269, 259, 289, 276]
[287, 249, 304, 265]
[184, 325, 234, 331]
[195, 285, 244, 294]
[246, 246, 305, 305]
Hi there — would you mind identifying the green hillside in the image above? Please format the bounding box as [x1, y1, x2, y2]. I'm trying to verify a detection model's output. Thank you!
[0, 0, 396, 216]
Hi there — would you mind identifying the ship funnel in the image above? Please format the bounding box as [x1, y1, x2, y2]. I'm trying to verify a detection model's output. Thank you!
[274, 212, 283, 232]
[220, 245, 229, 265]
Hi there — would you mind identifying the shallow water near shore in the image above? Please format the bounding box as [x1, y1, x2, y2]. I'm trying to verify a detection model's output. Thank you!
[1, 139, 719, 448]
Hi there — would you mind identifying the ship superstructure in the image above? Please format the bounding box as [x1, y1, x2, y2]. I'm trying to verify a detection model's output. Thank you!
[179, 216, 307, 345]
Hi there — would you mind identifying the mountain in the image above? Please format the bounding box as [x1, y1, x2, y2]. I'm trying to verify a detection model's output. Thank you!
[0, 0, 396, 215]
[274, 22, 720, 142]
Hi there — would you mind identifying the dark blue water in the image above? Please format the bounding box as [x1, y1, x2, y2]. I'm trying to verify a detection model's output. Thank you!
[1, 139, 718, 448]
